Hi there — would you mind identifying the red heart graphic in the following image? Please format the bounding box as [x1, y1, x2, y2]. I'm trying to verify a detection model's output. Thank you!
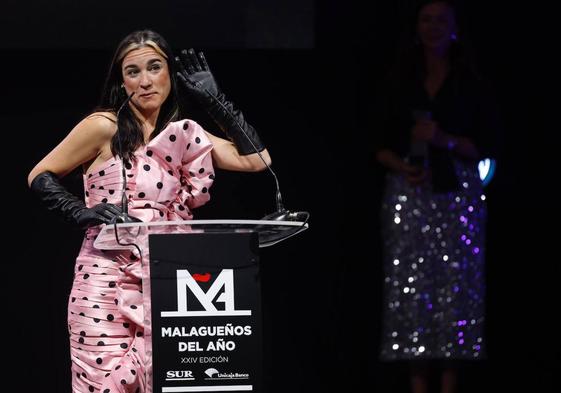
[192, 273, 211, 282]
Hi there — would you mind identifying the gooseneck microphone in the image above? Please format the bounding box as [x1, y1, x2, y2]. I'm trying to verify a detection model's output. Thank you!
[204, 88, 309, 223]
[112, 92, 142, 224]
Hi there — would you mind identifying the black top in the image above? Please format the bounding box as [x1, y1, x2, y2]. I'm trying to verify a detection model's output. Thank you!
[373, 62, 501, 193]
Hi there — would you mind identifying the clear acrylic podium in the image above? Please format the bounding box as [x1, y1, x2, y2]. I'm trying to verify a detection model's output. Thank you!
[93, 219, 308, 393]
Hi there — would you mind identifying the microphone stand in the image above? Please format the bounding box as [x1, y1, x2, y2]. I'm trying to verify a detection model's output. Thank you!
[111, 92, 142, 224]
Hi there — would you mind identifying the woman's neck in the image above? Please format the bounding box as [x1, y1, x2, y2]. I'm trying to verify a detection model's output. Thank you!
[424, 49, 450, 75]
[131, 106, 160, 142]
[423, 49, 451, 99]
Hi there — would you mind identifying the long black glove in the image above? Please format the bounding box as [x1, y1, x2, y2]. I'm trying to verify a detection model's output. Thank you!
[30, 171, 123, 228]
[175, 48, 265, 155]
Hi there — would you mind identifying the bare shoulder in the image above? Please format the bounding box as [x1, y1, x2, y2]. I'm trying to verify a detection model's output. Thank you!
[27, 112, 118, 183]
[82, 111, 118, 139]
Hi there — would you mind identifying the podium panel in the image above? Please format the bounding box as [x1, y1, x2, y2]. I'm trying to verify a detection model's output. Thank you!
[149, 232, 262, 393]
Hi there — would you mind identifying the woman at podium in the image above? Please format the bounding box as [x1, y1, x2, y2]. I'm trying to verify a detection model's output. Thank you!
[27, 29, 270, 393]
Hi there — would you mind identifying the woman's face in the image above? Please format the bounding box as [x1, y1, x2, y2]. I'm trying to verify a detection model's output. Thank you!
[417, 2, 457, 52]
[121, 46, 171, 117]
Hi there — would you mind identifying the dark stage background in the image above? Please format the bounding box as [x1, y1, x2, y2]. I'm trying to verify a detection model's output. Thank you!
[2, 1, 557, 392]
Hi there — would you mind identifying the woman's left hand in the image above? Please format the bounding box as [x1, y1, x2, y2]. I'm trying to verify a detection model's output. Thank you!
[175, 48, 220, 105]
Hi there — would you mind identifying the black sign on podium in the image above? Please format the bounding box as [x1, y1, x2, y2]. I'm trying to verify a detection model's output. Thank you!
[93, 219, 308, 393]
[149, 232, 262, 393]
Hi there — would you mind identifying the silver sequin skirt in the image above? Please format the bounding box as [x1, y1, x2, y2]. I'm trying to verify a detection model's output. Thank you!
[379, 159, 486, 360]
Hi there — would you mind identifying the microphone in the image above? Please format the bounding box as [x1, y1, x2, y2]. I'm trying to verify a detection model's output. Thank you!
[204, 88, 309, 223]
[111, 92, 142, 224]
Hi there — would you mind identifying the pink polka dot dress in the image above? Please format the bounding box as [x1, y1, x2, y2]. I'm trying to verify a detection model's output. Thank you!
[68, 119, 214, 393]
